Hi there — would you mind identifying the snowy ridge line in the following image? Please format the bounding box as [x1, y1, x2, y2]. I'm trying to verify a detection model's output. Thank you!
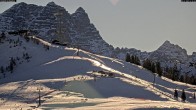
[85, 52, 106, 65]
[30, 36, 53, 47]
[83, 50, 124, 66]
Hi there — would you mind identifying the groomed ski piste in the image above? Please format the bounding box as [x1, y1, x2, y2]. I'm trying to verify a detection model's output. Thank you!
[0, 34, 196, 110]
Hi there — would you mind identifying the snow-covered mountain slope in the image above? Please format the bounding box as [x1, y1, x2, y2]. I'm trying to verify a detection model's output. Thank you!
[0, 34, 196, 109]
[0, 2, 114, 56]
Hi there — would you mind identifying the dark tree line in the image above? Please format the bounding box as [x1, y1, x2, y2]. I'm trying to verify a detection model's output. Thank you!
[0, 53, 32, 79]
[125, 53, 140, 65]
[143, 59, 163, 77]
[0, 57, 16, 78]
[164, 65, 179, 81]
[126, 53, 196, 85]
[164, 64, 196, 85]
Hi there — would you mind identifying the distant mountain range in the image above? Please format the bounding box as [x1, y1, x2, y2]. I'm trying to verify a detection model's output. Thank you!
[0, 2, 195, 74]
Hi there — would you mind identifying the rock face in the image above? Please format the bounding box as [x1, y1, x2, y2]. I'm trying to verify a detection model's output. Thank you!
[70, 7, 114, 56]
[190, 52, 196, 62]
[148, 40, 189, 63]
[0, 2, 114, 56]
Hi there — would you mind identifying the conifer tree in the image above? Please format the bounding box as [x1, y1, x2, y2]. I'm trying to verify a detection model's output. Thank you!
[173, 64, 179, 81]
[189, 74, 195, 85]
[134, 56, 140, 65]
[174, 89, 178, 99]
[151, 63, 156, 73]
[0, 66, 4, 73]
[156, 62, 162, 77]
[180, 75, 184, 82]
[125, 53, 131, 62]
[130, 55, 134, 63]
[143, 59, 152, 71]
[9, 61, 14, 73]
[181, 89, 186, 102]
[10, 57, 16, 66]
[1, 32, 6, 39]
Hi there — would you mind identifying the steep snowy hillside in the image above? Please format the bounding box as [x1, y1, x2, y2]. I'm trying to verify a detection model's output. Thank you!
[0, 2, 114, 56]
[0, 34, 196, 109]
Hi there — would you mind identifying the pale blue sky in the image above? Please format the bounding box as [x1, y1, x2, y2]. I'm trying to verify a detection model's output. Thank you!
[0, 0, 196, 54]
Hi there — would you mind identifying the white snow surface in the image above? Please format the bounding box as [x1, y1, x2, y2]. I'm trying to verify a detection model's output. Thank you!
[0, 35, 196, 110]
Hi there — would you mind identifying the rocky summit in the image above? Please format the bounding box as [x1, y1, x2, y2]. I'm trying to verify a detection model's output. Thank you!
[0, 2, 114, 56]
[149, 40, 189, 63]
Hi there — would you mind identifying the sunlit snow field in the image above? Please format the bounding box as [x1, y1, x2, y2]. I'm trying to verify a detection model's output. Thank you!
[0, 35, 195, 110]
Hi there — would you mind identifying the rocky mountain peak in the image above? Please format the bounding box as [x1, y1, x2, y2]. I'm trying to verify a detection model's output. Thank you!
[159, 40, 176, 49]
[75, 7, 86, 13]
[158, 40, 183, 52]
[15, 2, 27, 7]
[72, 6, 88, 19]
[71, 6, 91, 31]
[162, 40, 171, 46]
[3, 2, 27, 13]
[149, 40, 188, 63]
[0, 2, 113, 57]
[47, 1, 56, 5]
[46, 1, 58, 7]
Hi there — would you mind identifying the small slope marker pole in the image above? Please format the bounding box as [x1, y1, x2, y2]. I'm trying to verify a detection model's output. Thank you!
[37, 86, 43, 107]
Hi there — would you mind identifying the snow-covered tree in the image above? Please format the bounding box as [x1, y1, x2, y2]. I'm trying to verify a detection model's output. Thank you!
[9, 62, 14, 73]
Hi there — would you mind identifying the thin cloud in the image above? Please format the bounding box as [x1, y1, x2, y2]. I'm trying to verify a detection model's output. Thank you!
[109, 0, 120, 6]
